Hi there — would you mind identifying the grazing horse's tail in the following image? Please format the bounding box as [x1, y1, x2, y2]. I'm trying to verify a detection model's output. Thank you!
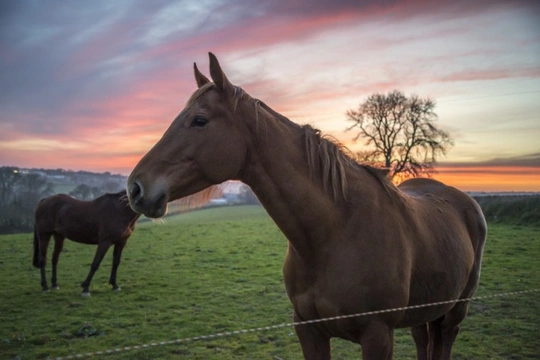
[33, 226, 40, 268]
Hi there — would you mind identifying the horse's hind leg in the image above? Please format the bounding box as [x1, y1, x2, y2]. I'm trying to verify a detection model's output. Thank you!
[438, 302, 469, 360]
[80, 242, 110, 296]
[51, 234, 65, 289]
[109, 241, 126, 291]
[37, 232, 52, 292]
[411, 324, 429, 360]
[427, 318, 443, 359]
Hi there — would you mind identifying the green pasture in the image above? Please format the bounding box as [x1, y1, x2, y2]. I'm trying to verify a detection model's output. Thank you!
[0, 205, 538, 359]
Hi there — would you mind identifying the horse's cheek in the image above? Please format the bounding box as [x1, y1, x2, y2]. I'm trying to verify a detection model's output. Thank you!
[203, 131, 246, 181]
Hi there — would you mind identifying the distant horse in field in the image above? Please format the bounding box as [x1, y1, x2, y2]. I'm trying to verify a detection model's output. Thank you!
[126, 53, 487, 359]
[33, 190, 140, 296]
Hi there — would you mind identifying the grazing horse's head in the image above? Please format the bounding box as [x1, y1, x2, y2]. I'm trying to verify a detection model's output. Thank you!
[128, 53, 248, 218]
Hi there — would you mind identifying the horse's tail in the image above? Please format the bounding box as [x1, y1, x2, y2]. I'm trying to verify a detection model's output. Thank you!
[33, 226, 41, 268]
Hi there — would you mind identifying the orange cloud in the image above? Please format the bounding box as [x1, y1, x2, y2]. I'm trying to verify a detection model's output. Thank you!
[432, 166, 540, 192]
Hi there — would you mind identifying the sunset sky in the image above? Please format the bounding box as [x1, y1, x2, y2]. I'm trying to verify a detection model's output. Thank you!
[1, 0, 539, 192]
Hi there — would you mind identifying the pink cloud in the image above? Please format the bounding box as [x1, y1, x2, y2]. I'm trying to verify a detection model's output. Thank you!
[437, 67, 540, 83]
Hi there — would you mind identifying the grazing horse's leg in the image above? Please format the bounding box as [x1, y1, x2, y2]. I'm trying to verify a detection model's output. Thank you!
[51, 234, 65, 290]
[359, 321, 394, 360]
[411, 324, 429, 360]
[293, 313, 331, 360]
[80, 242, 111, 296]
[37, 232, 52, 292]
[109, 241, 127, 291]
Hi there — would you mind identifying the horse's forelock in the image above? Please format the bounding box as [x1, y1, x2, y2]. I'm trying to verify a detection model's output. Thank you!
[187, 82, 215, 107]
[186, 83, 244, 111]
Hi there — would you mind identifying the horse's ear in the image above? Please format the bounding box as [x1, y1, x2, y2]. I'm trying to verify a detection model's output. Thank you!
[208, 52, 234, 93]
[193, 63, 210, 88]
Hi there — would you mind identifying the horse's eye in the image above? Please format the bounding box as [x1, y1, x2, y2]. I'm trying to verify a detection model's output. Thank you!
[192, 116, 208, 127]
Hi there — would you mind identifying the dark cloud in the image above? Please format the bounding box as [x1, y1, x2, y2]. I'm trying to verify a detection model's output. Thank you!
[440, 153, 540, 168]
[0, 1, 174, 134]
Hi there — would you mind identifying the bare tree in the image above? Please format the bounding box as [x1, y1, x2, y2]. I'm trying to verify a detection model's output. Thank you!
[346, 90, 453, 182]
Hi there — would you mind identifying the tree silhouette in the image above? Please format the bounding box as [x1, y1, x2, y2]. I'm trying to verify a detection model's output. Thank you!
[346, 90, 453, 182]
[16, 173, 55, 228]
[0, 166, 21, 207]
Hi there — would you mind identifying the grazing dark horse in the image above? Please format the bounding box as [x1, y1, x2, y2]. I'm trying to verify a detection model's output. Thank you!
[127, 53, 487, 359]
[33, 190, 140, 296]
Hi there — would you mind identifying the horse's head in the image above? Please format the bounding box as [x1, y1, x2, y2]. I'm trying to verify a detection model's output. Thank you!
[127, 53, 248, 218]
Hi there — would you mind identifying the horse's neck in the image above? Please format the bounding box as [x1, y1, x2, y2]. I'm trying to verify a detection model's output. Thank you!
[239, 109, 344, 256]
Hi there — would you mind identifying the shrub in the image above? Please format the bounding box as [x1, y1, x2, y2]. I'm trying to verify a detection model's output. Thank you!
[473, 195, 540, 226]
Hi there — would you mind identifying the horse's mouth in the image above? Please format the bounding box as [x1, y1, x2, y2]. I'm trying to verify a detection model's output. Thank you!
[128, 182, 169, 218]
[147, 193, 168, 218]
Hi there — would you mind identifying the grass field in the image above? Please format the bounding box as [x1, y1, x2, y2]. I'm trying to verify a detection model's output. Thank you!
[0, 205, 538, 359]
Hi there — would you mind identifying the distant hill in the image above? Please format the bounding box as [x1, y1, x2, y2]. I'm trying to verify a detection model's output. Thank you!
[18, 167, 127, 195]
[467, 191, 540, 197]
[0, 167, 259, 234]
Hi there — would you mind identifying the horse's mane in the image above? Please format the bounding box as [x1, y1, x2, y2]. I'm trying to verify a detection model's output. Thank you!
[302, 125, 400, 202]
[303, 125, 351, 201]
[100, 189, 130, 206]
[247, 93, 399, 203]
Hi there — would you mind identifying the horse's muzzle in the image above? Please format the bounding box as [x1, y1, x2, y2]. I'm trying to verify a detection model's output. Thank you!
[128, 181, 168, 218]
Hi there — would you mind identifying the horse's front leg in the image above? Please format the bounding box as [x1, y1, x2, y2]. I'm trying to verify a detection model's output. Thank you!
[293, 313, 331, 360]
[109, 241, 127, 291]
[81, 242, 110, 297]
[359, 320, 394, 360]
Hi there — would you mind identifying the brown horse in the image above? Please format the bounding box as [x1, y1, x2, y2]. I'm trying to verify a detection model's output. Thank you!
[127, 53, 487, 360]
[33, 190, 140, 296]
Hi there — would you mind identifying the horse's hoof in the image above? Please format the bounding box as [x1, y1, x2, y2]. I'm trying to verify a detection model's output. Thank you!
[52, 286, 60, 290]
[42, 289, 50, 293]
[112, 287, 121, 292]
[81, 292, 91, 298]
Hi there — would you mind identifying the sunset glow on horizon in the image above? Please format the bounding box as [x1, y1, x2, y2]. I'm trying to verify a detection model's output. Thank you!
[1, 1, 539, 192]
[433, 166, 540, 192]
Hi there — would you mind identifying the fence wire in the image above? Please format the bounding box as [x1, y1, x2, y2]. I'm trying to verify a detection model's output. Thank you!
[52, 288, 539, 360]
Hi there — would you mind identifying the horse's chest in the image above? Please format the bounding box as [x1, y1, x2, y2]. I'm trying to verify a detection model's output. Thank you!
[284, 257, 348, 322]
[283, 249, 409, 337]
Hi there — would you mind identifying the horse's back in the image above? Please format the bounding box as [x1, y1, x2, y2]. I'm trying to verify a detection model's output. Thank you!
[35, 194, 93, 238]
[398, 178, 486, 240]
[399, 177, 487, 296]
[35, 194, 81, 219]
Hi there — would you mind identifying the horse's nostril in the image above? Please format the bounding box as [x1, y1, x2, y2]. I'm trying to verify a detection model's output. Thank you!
[130, 181, 144, 203]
